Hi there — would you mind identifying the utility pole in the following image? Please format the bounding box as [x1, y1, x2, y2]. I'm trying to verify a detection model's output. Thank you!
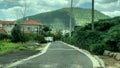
[69, 0, 73, 37]
[92, 0, 94, 31]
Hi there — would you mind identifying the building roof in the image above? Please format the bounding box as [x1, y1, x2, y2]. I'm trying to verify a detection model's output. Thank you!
[22, 20, 43, 26]
[0, 20, 15, 25]
[0, 29, 6, 33]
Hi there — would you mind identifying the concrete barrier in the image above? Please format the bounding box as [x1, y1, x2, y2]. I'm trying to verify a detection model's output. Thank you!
[109, 52, 114, 57]
[103, 50, 111, 56]
[104, 50, 120, 61]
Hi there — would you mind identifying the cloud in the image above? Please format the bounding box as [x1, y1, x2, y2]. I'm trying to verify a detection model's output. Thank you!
[102, 11, 120, 17]
[0, 0, 120, 20]
[94, 0, 120, 17]
[0, 0, 82, 20]
[95, 0, 118, 4]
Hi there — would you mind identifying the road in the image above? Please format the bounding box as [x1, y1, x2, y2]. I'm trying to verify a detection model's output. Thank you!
[9, 41, 93, 68]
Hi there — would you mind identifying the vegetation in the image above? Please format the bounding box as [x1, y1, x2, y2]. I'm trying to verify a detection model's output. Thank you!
[62, 16, 120, 55]
[17, 8, 109, 31]
[0, 40, 27, 55]
[11, 24, 26, 43]
[0, 33, 11, 40]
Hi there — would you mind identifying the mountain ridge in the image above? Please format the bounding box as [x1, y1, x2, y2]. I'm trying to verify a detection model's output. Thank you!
[18, 7, 110, 31]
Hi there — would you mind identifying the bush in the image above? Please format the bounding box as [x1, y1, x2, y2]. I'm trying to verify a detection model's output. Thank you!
[34, 35, 47, 43]
[0, 33, 11, 40]
[103, 25, 120, 52]
[11, 24, 26, 43]
[23, 33, 36, 41]
[54, 31, 62, 40]
[71, 30, 102, 50]
[90, 43, 108, 55]
[61, 16, 120, 54]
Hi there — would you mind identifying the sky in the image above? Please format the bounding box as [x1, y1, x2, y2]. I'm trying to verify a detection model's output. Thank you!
[0, 0, 120, 21]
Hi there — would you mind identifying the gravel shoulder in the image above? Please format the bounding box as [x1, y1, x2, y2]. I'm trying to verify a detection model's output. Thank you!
[99, 55, 120, 68]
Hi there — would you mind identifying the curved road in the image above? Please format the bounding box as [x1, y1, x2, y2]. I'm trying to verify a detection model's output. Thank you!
[10, 41, 93, 68]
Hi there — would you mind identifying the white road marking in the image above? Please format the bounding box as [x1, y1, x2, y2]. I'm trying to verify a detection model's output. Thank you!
[4, 43, 51, 68]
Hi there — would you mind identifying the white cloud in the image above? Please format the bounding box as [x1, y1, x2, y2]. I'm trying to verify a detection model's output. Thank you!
[95, 0, 118, 4]
[0, 0, 120, 20]
[95, 0, 120, 17]
[102, 11, 120, 17]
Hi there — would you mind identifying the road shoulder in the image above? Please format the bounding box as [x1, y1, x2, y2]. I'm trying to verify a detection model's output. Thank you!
[61, 41, 105, 68]
[2, 43, 51, 68]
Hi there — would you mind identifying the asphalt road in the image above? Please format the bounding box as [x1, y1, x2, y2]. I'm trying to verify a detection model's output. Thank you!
[10, 41, 93, 68]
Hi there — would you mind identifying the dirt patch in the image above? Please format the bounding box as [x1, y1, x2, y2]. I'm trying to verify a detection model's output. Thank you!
[99, 55, 120, 68]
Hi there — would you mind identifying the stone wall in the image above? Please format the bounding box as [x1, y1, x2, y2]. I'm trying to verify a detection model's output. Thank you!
[103, 50, 120, 61]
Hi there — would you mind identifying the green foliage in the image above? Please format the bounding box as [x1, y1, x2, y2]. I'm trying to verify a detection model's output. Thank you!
[0, 33, 11, 40]
[43, 26, 51, 32]
[0, 40, 27, 55]
[34, 35, 47, 43]
[11, 24, 26, 43]
[63, 16, 120, 54]
[53, 31, 63, 40]
[103, 25, 120, 52]
[72, 30, 102, 50]
[17, 8, 109, 31]
[90, 43, 107, 55]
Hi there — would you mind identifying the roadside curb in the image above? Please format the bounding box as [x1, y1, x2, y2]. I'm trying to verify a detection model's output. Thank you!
[61, 41, 105, 68]
[4, 43, 51, 68]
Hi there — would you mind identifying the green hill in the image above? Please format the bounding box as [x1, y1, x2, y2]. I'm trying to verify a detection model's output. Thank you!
[18, 8, 109, 31]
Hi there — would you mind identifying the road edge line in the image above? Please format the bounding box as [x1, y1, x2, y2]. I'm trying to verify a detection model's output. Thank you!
[4, 43, 51, 68]
[60, 41, 105, 68]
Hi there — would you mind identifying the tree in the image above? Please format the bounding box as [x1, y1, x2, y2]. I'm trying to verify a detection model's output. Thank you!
[42, 26, 51, 36]
[11, 24, 25, 42]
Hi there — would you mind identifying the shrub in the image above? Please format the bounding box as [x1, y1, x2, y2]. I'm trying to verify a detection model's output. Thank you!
[11, 24, 26, 43]
[54, 31, 62, 40]
[34, 35, 47, 43]
[72, 30, 102, 50]
[90, 43, 108, 55]
[103, 25, 120, 52]
[0, 33, 11, 40]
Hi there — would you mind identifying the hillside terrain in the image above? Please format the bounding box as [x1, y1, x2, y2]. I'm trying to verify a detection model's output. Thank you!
[17, 8, 109, 31]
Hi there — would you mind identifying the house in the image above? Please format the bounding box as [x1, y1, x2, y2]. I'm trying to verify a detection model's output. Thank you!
[0, 20, 44, 34]
[0, 20, 15, 34]
[21, 20, 43, 34]
[0, 29, 6, 33]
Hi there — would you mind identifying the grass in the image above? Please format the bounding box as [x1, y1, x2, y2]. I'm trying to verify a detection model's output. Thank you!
[0, 40, 27, 55]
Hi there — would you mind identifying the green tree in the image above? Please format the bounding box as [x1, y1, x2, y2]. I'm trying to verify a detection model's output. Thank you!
[11, 24, 26, 43]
